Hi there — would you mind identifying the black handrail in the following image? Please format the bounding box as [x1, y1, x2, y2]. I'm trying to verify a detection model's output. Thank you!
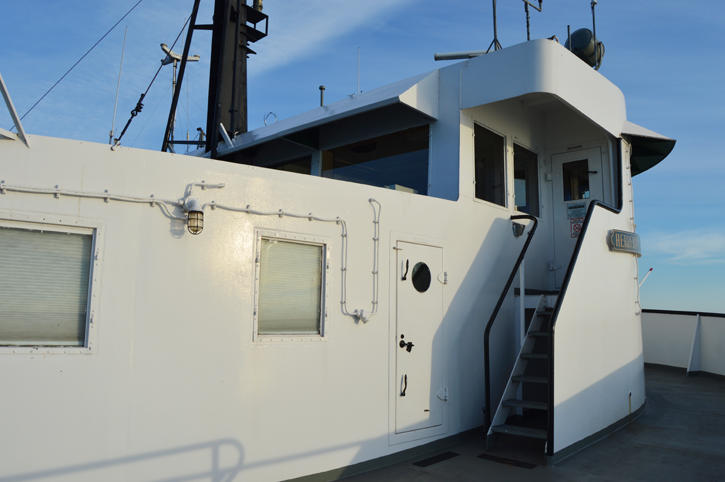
[545, 139, 624, 457]
[483, 214, 538, 433]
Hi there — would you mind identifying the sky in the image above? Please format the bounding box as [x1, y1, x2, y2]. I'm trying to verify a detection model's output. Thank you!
[1, 0, 723, 312]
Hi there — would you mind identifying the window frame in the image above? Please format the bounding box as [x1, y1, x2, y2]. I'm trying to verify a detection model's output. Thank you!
[0, 214, 102, 355]
[473, 122, 508, 210]
[253, 229, 330, 343]
[513, 141, 541, 218]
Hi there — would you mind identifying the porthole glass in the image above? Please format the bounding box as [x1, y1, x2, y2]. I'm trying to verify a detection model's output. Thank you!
[411, 262, 431, 293]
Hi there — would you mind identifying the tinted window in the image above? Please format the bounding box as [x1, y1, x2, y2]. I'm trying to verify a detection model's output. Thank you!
[475, 124, 506, 206]
[514, 144, 539, 216]
[322, 126, 429, 195]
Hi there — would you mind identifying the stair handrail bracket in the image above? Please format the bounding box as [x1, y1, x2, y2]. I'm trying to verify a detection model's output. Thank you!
[483, 214, 538, 434]
[0, 71, 30, 148]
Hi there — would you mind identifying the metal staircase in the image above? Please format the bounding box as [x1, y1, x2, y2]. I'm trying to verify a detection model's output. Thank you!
[486, 294, 555, 449]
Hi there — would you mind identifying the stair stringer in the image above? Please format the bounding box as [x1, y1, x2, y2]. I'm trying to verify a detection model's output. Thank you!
[487, 294, 547, 437]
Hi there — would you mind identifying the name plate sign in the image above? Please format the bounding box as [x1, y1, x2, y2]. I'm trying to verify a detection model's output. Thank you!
[609, 230, 641, 257]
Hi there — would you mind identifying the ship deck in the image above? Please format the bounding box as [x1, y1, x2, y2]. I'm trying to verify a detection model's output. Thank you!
[341, 365, 725, 482]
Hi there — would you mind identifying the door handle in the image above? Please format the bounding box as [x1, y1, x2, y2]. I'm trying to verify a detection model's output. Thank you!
[401, 259, 409, 281]
[401, 374, 407, 396]
[399, 339, 414, 353]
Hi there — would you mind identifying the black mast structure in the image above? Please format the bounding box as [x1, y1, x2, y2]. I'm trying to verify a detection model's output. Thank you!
[161, 0, 268, 157]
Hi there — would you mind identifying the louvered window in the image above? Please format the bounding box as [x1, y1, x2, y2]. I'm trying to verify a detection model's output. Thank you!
[0, 225, 93, 347]
[255, 235, 326, 339]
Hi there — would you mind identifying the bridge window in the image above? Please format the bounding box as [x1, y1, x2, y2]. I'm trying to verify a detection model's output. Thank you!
[272, 156, 312, 174]
[514, 144, 539, 216]
[321, 126, 429, 195]
[475, 124, 506, 206]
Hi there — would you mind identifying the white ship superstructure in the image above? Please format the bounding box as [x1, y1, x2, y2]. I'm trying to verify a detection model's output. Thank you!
[0, 3, 675, 481]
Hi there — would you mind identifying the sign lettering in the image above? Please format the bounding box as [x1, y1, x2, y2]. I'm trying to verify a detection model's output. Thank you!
[608, 230, 642, 257]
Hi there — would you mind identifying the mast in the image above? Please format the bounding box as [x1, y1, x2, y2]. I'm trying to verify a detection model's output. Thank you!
[161, 0, 267, 156]
[206, 0, 267, 159]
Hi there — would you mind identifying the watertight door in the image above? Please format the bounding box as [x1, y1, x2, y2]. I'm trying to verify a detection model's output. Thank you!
[395, 241, 444, 434]
[552, 147, 604, 287]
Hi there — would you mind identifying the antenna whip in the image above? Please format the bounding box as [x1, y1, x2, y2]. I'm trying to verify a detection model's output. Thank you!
[13, 0, 145, 129]
[113, 16, 191, 147]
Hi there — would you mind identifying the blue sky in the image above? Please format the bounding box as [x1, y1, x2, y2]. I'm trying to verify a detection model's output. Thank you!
[1, 0, 723, 312]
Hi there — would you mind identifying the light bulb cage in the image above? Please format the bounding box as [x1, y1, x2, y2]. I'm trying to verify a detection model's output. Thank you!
[184, 196, 204, 235]
[187, 211, 204, 235]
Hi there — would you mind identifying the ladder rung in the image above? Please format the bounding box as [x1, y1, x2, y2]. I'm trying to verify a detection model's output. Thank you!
[502, 399, 547, 410]
[521, 353, 547, 360]
[512, 375, 547, 384]
[491, 424, 548, 439]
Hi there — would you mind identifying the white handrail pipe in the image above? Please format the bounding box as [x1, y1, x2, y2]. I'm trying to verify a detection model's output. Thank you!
[639, 267, 653, 287]
[0, 72, 30, 148]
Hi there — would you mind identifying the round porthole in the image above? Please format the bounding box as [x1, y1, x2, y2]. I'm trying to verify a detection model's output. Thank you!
[411, 262, 431, 293]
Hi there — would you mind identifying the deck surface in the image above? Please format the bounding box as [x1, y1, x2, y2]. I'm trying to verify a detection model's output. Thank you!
[342, 365, 725, 482]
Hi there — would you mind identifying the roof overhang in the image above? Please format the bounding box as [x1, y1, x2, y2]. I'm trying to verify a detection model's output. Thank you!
[460, 39, 627, 138]
[217, 70, 439, 158]
[621, 120, 676, 176]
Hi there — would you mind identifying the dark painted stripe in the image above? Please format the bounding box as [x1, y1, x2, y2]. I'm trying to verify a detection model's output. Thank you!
[477, 453, 538, 469]
[412, 451, 460, 468]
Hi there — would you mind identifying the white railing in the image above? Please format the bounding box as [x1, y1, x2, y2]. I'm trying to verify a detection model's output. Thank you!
[642, 310, 725, 377]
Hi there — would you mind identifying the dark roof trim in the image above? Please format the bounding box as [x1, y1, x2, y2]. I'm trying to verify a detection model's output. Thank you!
[642, 309, 725, 319]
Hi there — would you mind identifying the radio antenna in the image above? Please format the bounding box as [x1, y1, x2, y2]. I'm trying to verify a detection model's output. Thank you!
[110, 27, 127, 145]
[522, 1, 543, 41]
[486, 0, 502, 52]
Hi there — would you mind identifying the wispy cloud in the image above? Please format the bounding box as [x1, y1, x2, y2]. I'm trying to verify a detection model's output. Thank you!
[252, 0, 417, 75]
[644, 231, 725, 265]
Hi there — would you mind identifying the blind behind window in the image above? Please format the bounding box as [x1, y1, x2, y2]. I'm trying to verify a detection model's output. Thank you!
[258, 238, 322, 335]
[0, 226, 92, 346]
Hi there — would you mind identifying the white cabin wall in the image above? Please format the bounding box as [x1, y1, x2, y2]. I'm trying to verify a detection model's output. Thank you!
[0, 134, 534, 481]
[551, 139, 645, 455]
[428, 66, 462, 201]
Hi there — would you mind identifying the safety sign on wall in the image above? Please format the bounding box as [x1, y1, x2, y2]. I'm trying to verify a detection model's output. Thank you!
[570, 218, 583, 238]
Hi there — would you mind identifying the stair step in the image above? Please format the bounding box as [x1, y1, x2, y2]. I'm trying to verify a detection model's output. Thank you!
[491, 424, 548, 439]
[520, 353, 547, 360]
[528, 331, 548, 337]
[514, 288, 559, 296]
[512, 375, 548, 384]
[502, 399, 548, 410]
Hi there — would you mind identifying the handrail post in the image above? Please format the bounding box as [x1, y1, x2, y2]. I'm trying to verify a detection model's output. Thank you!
[483, 215, 538, 433]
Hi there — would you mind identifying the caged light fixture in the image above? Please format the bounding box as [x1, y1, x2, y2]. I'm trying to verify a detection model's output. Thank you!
[184, 196, 204, 235]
